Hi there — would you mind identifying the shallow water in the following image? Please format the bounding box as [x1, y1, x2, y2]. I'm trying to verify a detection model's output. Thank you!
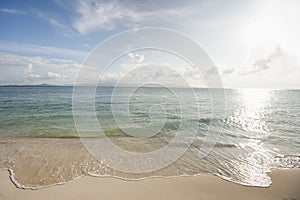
[0, 86, 299, 189]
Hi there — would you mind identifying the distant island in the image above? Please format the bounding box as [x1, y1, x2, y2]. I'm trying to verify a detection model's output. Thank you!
[0, 84, 68, 87]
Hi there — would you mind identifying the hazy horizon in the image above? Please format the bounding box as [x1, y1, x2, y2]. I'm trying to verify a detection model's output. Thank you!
[1, 83, 300, 90]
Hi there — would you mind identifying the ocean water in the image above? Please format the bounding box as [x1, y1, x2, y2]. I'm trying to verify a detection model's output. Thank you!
[0, 86, 299, 189]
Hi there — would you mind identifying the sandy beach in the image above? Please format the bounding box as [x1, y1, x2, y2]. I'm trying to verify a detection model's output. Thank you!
[0, 168, 299, 200]
[1, 0, 300, 199]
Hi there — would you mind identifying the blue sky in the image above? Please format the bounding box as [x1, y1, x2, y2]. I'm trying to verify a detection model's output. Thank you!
[0, 0, 299, 88]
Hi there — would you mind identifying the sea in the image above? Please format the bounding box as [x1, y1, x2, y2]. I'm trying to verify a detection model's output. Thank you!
[0, 86, 299, 189]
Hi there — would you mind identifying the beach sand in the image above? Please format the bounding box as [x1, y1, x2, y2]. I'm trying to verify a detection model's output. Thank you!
[0, 169, 299, 200]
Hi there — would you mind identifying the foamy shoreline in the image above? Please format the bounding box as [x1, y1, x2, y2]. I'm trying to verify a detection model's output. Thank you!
[1, 168, 299, 200]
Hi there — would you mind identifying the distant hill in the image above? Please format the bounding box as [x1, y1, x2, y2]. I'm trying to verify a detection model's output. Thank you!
[0, 84, 68, 87]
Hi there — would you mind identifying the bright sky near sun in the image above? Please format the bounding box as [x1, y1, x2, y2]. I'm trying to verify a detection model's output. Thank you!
[0, 0, 299, 88]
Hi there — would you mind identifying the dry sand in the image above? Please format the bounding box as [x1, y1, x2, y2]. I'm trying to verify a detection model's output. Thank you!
[0, 169, 299, 200]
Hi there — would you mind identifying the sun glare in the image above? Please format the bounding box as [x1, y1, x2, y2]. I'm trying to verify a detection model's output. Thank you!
[232, 89, 272, 135]
[239, 0, 293, 50]
[241, 89, 271, 110]
[241, 20, 278, 47]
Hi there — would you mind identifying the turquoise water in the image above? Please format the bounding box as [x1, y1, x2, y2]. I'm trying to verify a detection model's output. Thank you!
[0, 86, 299, 188]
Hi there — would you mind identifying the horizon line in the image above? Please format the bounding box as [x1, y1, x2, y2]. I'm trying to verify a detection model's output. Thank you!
[0, 84, 299, 90]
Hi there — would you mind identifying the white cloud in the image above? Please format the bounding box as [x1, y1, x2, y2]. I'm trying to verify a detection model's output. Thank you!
[28, 73, 41, 79]
[73, 1, 141, 34]
[0, 8, 25, 14]
[31, 10, 85, 39]
[221, 68, 236, 75]
[100, 72, 124, 83]
[128, 52, 144, 63]
[248, 46, 283, 75]
[1, 7, 83, 39]
[118, 64, 205, 87]
[46, 72, 66, 79]
[72, 0, 189, 35]
[34, 11, 66, 29]
[237, 46, 293, 76]
[0, 52, 80, 85]
[221, 46, 300, 89]
[101, 61, 206, 87]
[0, 41, 87, 61]
[25, 63, 33, 73]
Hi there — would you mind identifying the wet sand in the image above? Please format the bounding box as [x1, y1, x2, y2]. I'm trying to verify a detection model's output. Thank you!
[0, 168, 299, 200]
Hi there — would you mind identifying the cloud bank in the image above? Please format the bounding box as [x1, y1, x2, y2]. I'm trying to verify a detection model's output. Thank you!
[0, 52, 79, 85]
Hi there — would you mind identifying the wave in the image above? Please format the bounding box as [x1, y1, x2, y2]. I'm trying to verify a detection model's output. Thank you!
[0, 137, 299, 190]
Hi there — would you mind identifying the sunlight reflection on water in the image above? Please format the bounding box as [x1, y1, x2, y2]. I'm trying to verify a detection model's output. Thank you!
[230, 89, 272, 137]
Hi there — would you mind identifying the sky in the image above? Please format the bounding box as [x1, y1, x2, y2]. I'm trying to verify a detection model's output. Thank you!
[0, 0, 299, 88]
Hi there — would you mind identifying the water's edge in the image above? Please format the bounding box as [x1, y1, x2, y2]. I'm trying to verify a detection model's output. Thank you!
[4, 166, 299, 190]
